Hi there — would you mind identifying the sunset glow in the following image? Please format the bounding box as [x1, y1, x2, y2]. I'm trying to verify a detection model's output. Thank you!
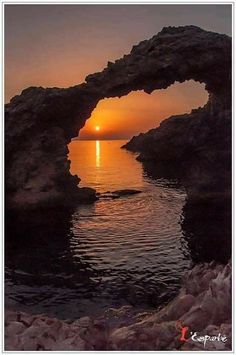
[5, 5, 229, 140]
[4, 5, 232, 351]
[79, 81, 208, 140]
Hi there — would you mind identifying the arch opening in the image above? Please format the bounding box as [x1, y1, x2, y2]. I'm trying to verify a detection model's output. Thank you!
[68, 79, 208, 189]
[5, 25, 231, 209]
[79, 80, 208, 141]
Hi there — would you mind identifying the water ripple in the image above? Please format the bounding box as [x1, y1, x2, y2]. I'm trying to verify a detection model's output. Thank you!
[5, 140, 191, 319]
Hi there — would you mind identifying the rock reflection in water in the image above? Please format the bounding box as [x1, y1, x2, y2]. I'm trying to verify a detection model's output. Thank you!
[5, 144, 230, 320]
[142, 161, 231, 264]
[5, 208, 83, 285]
[181, 198, 231, 263]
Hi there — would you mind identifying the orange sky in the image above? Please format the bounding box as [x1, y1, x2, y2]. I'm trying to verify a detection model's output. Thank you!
[79, 81, 208, 139]
[5, 5, 231, 139]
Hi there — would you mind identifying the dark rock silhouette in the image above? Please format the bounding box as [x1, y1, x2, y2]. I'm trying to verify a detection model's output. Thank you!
[5, 26, 231, 209]
[77, 187, 98, 203]
[4, 25, 232, 352]
[123, 107, 231, 202]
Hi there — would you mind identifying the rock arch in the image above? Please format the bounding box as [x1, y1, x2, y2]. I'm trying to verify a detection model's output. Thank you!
[5, 26, 231, 209]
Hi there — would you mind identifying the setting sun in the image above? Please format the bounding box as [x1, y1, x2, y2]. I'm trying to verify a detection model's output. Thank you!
[95, 125, 100, 131]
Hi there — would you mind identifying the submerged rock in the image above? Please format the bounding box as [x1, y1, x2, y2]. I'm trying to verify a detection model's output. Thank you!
[97, 192, 120, 199]
[97, 189, 142, 200]
[113, 189, 142, 196]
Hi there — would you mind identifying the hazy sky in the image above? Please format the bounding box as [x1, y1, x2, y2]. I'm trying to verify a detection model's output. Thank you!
[5, 4, 232, 139]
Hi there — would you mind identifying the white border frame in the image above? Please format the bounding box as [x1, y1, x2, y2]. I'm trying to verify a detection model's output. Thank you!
[1, 1, 235, 354]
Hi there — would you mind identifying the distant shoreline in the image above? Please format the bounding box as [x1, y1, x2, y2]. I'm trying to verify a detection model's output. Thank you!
[71, 138, 130, 141]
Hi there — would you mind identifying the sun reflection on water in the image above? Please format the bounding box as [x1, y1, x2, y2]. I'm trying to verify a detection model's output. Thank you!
[68, 140, 143, 191]
[96, 140, 100, 168]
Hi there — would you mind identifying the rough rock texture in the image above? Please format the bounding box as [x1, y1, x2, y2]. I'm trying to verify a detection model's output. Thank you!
[5, 25, 231, 209]
[123, 106, 231, 202]
[5, 262, 231, 351]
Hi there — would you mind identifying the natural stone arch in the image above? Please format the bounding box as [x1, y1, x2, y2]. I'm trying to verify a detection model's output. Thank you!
[5, 26, 231, 209]
[79, 79, 208, 140]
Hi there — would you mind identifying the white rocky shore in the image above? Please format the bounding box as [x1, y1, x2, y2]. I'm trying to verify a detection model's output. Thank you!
[5, 261, 231, 351]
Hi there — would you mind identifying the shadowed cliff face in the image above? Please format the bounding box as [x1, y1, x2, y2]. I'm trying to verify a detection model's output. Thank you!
[124, 107, 231, 202]
[5, 26, 231, 209]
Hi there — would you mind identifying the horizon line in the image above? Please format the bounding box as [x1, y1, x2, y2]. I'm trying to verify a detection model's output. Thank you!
[72, 137, 130, 141]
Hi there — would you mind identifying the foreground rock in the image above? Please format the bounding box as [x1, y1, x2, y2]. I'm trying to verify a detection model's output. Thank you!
[5, 26, 231, 209]
[5, 261, 231, 351]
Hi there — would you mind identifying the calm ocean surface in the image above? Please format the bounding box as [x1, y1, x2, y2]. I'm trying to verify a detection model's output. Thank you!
[6, 140, 192, 319]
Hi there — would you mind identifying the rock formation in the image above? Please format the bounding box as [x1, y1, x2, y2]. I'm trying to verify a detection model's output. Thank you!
[5, 26, 232, 351]
[123, 106, 231, 202]
[5, 25, 231, 209]
[5, 261, 231, 351]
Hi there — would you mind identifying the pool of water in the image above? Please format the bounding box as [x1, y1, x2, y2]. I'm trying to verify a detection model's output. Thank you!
[6, 140, 229, 319]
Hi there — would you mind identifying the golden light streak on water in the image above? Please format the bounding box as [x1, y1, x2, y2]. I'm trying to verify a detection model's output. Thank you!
[96, 140, 100, 168]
